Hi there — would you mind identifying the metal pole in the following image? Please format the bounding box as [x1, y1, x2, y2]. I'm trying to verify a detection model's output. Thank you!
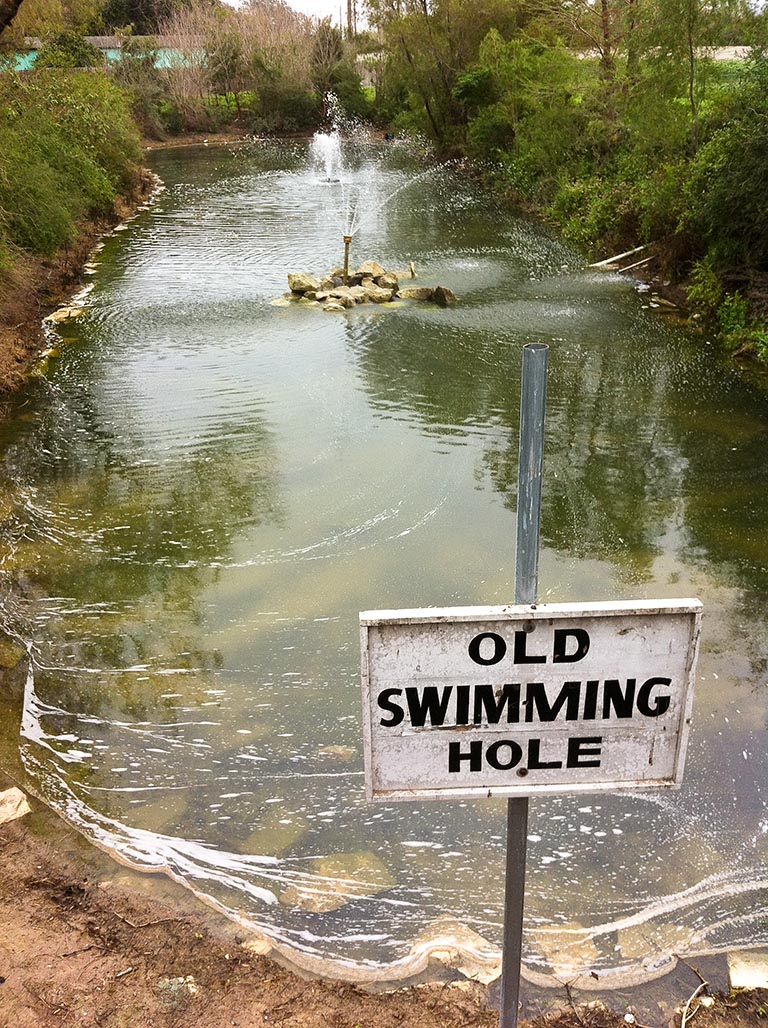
[514, 342, 549, 607]
[499, 342, 549, 1028]
[343, 235, 353, 285]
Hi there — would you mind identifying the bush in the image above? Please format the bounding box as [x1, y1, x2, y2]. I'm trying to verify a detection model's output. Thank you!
[0, 71, 141, 259]
[36, 32, 102, 69]
[687, 255, 723, 320]
[328, 60, 372, 120]
[249, 80, 321, 133]
[685, 57, 768, 270]
[717, 293, 768, 360]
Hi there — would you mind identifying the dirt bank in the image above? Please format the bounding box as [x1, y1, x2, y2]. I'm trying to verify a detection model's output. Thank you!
[142, 129, 253, 152]
[0, 171, 155, 406]
[1, 774, 765, 1028]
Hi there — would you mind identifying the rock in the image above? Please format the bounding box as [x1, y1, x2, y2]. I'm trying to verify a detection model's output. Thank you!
[129, 788, 189, 835]
[156, 976, 199, 1010]
[303, 291, 319, 301]
[532, 921, 600, 978]
[434, 286, 457, 307]
[411, 916, 498, 985]
[400, 286, 435, 302]
[0, 788, 32, 826]
[288, 272, 321, 294]
[237, 809, 309, 856]
[348, 273, 364, 286]
[45, 306, 85, 324]
[618, 923, 698, 961]
[323, 300, 347, 313]
[364, 284, 395, 303]
[329, 266, 346, 279]
[349, 285, 367, 302]
[357, 260, 386, 278]
[327, 287, 356, 308]
[0, 636, 25, 669]
[377, 272, 399, 290]
[318, 744, 357, 760]
[319, 277, 336, 291]
[280, 851, 395, 913]
[332, 276, 344, 287]
[728, 951, 768, 989]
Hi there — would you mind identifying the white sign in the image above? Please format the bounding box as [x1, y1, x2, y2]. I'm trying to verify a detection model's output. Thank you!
[360, 599, 702, 801]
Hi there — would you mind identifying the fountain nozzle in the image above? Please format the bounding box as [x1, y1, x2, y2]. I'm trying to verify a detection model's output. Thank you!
[343, 235, 353, 285]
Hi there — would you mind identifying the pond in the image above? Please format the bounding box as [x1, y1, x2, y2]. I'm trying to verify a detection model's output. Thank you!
[1, 139, 767, 989]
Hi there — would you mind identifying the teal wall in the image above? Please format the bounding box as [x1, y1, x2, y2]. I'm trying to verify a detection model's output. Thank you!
[11, 47, 187, 71]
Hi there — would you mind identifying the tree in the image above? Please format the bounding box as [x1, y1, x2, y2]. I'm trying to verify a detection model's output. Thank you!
[685, 54, 768, 269]
[0, 0, 24, 36]
[36, 29, 101, 66]
[208, 22, 248, 114]
[366, 0, 541, 145]
[630, 0, 719, 152]
[101, 0, 196, 34]
[311, 17, 344, 99]
[2, 0, 104, 40]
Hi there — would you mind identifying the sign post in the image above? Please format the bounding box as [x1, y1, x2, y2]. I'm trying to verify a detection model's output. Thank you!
[359, 344, 702, 1028]
[502, 341, 549, 1028]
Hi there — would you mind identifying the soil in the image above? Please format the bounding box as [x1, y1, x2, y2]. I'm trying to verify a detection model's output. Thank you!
[0, 773, 765, 1028]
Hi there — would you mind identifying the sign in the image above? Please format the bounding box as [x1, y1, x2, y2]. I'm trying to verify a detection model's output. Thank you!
[360, 599, 702, 801]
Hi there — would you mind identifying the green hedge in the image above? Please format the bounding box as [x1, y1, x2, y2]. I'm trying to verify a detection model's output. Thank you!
[0, 71, 142, 267]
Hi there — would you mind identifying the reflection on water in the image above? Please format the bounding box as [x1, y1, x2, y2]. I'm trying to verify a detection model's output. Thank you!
[1, 140, 767, 988]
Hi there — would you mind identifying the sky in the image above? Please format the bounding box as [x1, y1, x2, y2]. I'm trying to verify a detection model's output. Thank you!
[285, 0, 344, 22]
[225, 0, 345, 24]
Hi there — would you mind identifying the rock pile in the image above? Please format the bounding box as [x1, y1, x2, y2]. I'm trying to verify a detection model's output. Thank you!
[278, 260, 457, 312]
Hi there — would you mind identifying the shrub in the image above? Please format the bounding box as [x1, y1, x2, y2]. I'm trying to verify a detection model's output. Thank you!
[0, 72, 141, 258]
[249, 80, 321, 133]
[685, 57, 768, 270]
[36, 32, 102, 69]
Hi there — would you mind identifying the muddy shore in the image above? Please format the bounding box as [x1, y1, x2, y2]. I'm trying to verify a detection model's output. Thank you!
[2, 770, 766, 1028]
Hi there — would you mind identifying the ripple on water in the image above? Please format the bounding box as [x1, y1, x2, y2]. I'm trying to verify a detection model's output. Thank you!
[2, 140, 768, 987]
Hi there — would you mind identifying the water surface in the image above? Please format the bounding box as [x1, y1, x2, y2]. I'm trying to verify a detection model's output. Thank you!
[1, 140, 767, 987]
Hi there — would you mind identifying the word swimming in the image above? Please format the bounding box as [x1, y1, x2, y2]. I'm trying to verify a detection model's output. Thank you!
[377, 677, 673, 729]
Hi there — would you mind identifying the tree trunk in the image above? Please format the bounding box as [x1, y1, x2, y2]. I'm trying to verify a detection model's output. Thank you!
[625, 0, 639, 84]
[600, 0, 616, 122]
[399, 34, 443, 143]
[0, 0, 24, 35]
[687, 3, 699, 151]
[599, 0, 615, 82]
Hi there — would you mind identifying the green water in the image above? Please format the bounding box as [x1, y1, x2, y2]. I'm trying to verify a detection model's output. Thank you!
[1, 140, 767, 986]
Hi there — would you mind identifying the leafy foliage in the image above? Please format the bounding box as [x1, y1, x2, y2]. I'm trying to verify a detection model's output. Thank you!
[369, 0, 768, 362]
[36, 29, 101, 66]
[0, 71, 141, 259]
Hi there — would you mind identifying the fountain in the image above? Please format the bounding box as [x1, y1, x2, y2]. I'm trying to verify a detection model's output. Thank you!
[288, 102, 458, 311]
[309, 129, 344, 183]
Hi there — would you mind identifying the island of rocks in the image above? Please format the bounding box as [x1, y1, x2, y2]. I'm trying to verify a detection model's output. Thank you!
[277, 260, 457, 312]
